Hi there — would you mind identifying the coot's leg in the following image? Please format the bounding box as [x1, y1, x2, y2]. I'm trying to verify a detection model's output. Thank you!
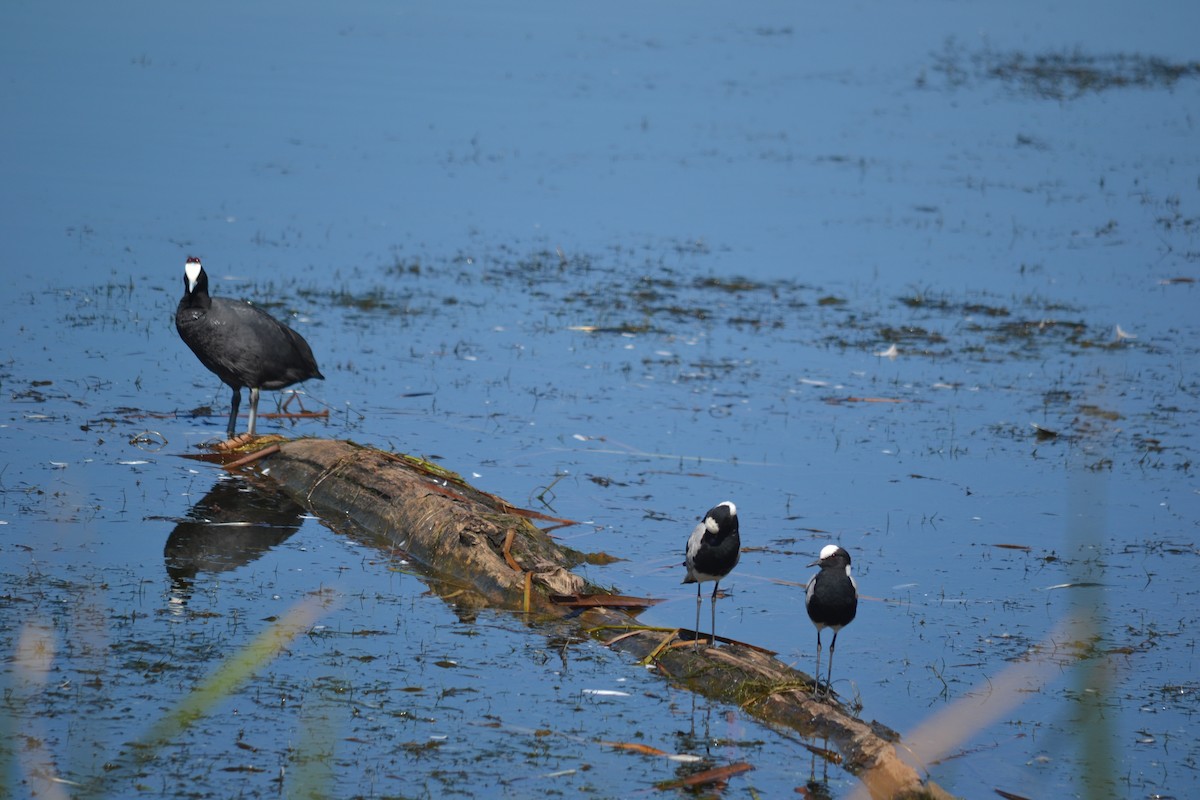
[246, 387, 261, 437]
[227, 387, 242, 439]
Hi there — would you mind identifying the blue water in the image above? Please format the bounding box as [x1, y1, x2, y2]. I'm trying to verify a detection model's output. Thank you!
[3, 1, 1199, 797]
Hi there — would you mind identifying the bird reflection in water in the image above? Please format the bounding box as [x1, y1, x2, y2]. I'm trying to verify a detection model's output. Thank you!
[164, 475, 305, 609]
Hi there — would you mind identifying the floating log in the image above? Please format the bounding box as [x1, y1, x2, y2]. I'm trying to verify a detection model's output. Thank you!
[242, 438, 953, 800]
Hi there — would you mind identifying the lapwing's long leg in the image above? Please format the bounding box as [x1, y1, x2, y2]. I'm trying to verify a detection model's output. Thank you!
[826, 629, 840, 698]
[710, 581, 720, 647]
[813, 629, 824, 697]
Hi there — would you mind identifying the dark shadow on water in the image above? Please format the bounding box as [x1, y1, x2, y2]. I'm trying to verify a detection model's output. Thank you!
[164, 474, 305, 606]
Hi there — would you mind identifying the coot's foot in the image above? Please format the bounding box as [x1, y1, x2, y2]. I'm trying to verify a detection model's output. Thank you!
[214, 432, 257, 451]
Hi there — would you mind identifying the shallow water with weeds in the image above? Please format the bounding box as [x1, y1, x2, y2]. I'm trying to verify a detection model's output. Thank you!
[3, 2, 1199, 798]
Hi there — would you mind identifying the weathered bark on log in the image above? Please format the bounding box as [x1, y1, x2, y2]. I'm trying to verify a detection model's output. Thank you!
[255, 438, 589, 613]
[245, 438, 954, 800]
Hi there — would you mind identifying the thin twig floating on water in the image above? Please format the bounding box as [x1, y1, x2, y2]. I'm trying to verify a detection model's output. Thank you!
[257, 409, 329, 421]
[823, 395, 906, 405]
[655, 761, 754, 790]
[600, 741, 669, 757]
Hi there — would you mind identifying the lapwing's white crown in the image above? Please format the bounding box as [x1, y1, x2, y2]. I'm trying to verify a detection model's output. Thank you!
[819, 544, 840, 560]
[718, 500, 736, 516]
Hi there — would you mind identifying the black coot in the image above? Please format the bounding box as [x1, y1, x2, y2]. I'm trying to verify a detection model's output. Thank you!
[176, 256, 324, 439]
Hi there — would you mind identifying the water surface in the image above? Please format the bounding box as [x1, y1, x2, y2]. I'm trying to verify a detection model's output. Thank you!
[2, 1, 1199, 797]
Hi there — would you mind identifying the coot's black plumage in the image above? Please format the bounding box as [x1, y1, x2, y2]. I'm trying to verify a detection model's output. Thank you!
[682, 501, 740, 649]
[176, 257, 323, 439]
[804, 544, 858, 698]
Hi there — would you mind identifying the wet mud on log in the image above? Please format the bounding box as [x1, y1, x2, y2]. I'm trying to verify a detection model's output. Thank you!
[244, 438, 954, 800]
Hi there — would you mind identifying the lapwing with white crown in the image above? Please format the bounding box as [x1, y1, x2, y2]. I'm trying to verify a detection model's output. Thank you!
[682, 501, 740, 650]
[804, 544, 858, 697]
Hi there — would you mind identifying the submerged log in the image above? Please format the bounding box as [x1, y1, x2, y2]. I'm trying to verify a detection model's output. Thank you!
[244, 438, 953, 800]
